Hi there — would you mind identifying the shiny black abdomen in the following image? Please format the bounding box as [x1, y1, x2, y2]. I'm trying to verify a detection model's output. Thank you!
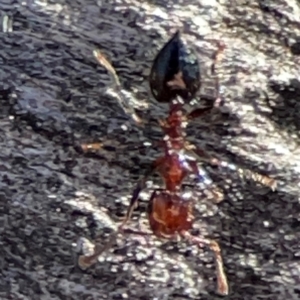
[149, 31, 201, 103]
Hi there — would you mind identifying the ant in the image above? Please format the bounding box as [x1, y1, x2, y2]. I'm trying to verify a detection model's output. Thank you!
[78, 31, 276, 296]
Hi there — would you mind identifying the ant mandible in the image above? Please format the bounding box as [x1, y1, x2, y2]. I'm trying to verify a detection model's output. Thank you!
[78, 31, 276, 296]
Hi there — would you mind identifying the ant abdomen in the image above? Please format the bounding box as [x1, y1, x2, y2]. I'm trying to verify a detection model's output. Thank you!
[149, 31, 201, 103]
[148, 191, 194, 238]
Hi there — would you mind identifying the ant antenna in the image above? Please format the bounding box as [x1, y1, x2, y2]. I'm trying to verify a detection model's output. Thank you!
[93, 50, 143, 125]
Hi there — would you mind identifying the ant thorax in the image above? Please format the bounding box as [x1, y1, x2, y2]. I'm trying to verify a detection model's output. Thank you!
[161, 97, 188, 152]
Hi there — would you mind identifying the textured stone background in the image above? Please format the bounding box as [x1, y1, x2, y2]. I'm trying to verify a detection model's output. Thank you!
[0, 0, 300, 299]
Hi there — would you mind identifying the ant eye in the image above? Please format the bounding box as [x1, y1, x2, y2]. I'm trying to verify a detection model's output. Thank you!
[149, 31, 201, 103]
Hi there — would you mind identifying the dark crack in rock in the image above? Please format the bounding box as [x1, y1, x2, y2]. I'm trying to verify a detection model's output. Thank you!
[0, 1, 299, 300]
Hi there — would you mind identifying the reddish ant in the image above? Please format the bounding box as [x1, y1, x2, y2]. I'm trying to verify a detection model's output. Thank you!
[78, 31, 276, 296]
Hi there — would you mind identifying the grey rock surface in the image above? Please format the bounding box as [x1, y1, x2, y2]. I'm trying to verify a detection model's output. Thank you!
[0, 0, 300, 299]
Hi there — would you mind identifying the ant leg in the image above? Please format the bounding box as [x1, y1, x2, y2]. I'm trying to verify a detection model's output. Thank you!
[78, 163, 158, 269]
[207, 157, 277, 190]
[118, 161, 162, 231]
[80, 142, 103, 152]
[93, 50, 142, 125]
[186, 106, 215, 120]
[78, 228, 153, 270]
[188, 159, 224, 203]
[81, 50, 145, 152]
[78, 229, 119, 270]
[187, 144, 276, 191]
[210, 41, 225, 105]
[181, 231, 228, 296]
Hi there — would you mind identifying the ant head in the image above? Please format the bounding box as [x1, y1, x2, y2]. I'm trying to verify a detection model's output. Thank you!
[149, 31, 201, 104]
